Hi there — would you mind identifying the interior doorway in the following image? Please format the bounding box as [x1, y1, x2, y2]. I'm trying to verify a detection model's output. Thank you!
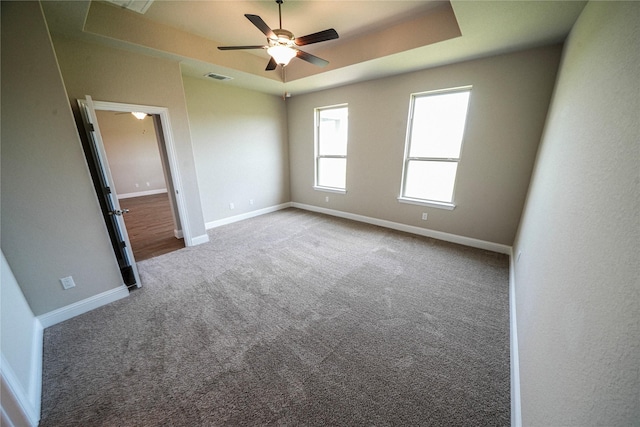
[95, 110, 185, 261]
[77, 97, 192, 288]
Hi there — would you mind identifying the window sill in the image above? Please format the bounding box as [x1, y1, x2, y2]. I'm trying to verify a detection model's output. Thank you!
[313, 186, 347, 195]
[397, 197, 455, 210]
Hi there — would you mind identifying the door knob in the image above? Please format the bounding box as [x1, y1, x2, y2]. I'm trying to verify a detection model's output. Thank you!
[109, 209, 130, 216]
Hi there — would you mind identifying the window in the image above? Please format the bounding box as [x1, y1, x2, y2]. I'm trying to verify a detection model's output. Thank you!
[399, 87, 471, 209]
[315, 105, 348, 192]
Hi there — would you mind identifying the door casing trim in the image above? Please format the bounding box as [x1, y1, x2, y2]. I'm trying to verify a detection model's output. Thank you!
[89, 100, 194, 246]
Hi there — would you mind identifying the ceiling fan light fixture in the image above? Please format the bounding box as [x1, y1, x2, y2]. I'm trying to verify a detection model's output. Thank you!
[267, 45, 297, 66]
[217, 0, 338, 71]
[131, 112, 147, 120]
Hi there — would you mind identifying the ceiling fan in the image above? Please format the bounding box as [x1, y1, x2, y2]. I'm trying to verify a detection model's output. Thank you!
[218, 0, 339, 71]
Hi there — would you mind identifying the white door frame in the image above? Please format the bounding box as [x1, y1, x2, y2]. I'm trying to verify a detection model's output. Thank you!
[78, 96, 141, 287]
[89, 100, 194, 246]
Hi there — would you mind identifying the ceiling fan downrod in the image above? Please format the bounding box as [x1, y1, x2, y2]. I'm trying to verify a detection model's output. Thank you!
[217, 0, 338, 71]
[277, 0, 283, 29]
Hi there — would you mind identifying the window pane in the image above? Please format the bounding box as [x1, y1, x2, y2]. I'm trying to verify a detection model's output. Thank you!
[409, 91, 470, 159]
[318, 157, 346, 189]
[404, 160, 458, 202]
[319, 107, 348, 156]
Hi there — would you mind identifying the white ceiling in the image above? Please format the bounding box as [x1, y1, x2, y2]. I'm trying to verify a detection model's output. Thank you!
[41, 0, 586, 96]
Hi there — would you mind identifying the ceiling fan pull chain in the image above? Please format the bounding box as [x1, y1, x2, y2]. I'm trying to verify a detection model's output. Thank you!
[277, 0, 283, 29]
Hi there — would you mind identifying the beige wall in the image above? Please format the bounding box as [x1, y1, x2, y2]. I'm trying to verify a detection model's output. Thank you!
[96, 111, 166, 197]
[0, 2, 124, 315]
[5, 2, 637, 423]
[182, 76, 290, 223]
[287, 45, 562, 246]
[514, 2, 639, 425]
[51, 35, 207, 241]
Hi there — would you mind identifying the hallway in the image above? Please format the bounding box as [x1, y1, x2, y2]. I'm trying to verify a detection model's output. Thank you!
[119, 193, 185, 261]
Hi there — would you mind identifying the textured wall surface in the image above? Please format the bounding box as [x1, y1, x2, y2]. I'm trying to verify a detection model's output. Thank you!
[96, 111, 167, 197]
[1, 2, 123, 315]
[183, 76, 290, 224]
[52, 35, 207, 242]
[514, 2, 640, 424]
[287, 45, 562, 246]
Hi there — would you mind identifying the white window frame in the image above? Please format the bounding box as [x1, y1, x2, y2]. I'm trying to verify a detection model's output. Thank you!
[313, 104, 348, 193]
[398, 86, 472, 210]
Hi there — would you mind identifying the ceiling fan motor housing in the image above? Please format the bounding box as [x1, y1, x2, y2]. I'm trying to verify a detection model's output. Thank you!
[271, 29, 294, 46]
[217, 0, 338, 71]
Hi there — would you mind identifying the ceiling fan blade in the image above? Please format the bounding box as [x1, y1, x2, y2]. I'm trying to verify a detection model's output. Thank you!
[296, 50, 329, 67]
[294, 28, 339, 46]
[265, 57, 278, 71]
[245, 14, 276, 40]
[218, 45, 267, 51]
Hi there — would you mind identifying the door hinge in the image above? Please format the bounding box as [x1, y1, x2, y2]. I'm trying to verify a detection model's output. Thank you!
[120, 241, 127, 249]
[89, 123, 95, 132]
[105, 186, 111, 194]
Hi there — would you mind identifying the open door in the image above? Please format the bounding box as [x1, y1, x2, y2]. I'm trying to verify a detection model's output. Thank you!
[78, 95, 141, 289]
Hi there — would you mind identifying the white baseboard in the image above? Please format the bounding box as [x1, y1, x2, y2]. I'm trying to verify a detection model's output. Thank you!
[1, 353, 40, 427]
[509, 249, 522, 427]
[203, 201, 511, 254]
[0, 317, 43, 427]
[291, 203, 511, 254]
[29, 320, 43, 419]
[117, 188, 167, 199]
[291, 202, 519, 422]
[205, 202, 293, 230]
[190, 234, 210, 246]
[37, 285, 129, 328]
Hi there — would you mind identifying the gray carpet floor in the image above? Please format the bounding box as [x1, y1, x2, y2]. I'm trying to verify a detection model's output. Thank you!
[40, 208, 510, 426]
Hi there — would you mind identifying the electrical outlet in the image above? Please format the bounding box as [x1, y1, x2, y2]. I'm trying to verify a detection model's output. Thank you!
[421, 213, 428, 221]
[60, 276, 76, 290]
[135, 183, 139, 188]
[250, 199, 254, 205]
[146, 182, 150, 187]
[325, 196, 329, 203]
[229, 202, 235, 209]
